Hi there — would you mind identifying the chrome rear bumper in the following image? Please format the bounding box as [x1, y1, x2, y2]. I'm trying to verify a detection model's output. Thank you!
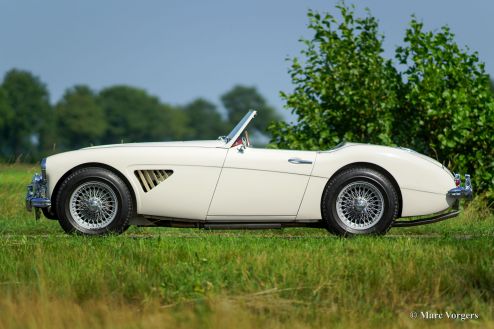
[393, 173, 472, 228]
[447, 174, 473, 200]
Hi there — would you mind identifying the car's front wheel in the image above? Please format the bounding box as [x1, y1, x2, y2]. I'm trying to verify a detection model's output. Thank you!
[55, 167, 134, 235]
[322, 167, 399, 236]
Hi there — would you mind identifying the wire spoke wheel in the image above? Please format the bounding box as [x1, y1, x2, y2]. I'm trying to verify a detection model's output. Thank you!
[69, 181, 118, 230]
[336, 181, 384, 230]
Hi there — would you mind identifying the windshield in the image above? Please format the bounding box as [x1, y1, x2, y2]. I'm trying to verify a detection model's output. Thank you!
[223, 110, 256, 142]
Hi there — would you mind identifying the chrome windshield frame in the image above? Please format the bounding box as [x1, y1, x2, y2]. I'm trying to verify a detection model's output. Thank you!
[222, 110, 257, 147]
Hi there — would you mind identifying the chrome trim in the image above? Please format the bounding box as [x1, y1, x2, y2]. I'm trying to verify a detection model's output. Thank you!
[217, 136, 230, 143]
[398, 147, 414, 153]
[465, 174, 472, 190]
[135, 169, 173, 192]
[447, 173, 473, 199]
[26, 169, 51, 220]
[288, 158, 313, 164]
[69, 181, 118, 229]
[40, 158, 47, 180]
[336, 181, 385, 230]
[225, 110, 257, 148]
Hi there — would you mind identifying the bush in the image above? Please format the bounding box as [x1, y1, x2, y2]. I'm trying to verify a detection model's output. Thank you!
[269, 4, 494, 202]
[394, 18, 494, 200]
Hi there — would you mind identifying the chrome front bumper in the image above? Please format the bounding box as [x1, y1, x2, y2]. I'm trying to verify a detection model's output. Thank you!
[26, 171, 51, 220]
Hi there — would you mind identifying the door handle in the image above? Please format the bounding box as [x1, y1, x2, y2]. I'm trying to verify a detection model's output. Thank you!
[288, 158, 313, 164]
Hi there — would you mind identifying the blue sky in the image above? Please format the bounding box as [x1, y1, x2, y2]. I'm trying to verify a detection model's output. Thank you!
[1, 0, 492, 120]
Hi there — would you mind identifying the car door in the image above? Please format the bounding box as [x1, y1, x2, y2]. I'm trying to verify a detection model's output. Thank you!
[207, 145, 316, 221]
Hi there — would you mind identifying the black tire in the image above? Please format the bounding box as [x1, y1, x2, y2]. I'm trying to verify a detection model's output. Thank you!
[321, 167, 399, 236]
[55, 167, 134, 235]
[42, 207, 58, 220]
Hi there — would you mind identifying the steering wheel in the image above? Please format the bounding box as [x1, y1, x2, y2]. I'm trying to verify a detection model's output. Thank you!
[244, 130, 251, 147]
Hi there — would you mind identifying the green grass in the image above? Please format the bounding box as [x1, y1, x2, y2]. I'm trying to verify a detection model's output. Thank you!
[0, 164, 493, 328]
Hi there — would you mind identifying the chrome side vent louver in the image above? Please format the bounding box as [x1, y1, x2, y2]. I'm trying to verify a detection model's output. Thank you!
[135, 170, 173, 192]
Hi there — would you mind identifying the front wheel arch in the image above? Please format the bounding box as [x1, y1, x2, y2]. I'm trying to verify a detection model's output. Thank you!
[50, 162, 138, 218]
[325, 162, 402, 218]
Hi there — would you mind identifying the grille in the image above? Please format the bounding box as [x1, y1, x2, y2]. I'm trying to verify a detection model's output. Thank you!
[134, 170, 173, 192]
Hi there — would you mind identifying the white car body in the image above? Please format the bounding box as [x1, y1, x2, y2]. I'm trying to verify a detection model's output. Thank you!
[40, 111, 459, 224]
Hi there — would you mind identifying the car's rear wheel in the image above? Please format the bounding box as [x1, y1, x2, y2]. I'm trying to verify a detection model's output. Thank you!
[322, 167, 399, 236]
[56, 167, 134, 235]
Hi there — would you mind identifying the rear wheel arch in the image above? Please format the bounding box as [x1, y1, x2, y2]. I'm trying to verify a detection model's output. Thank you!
[50, 163, 138, 217]
[325, 162, 403, 218]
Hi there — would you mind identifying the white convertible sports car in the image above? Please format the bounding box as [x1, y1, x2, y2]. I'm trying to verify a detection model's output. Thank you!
[26, 110, 472, 236]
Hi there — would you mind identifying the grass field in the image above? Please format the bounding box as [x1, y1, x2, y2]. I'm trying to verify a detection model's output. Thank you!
[0, 164, 493, 328]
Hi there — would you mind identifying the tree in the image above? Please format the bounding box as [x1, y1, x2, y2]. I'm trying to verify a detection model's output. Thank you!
[55, 85, 106, 150]
[221, 85, 280, 136]
[1, 69, 52, 160]
[269, 5, 402, 150]
[0, 87, 14, 159]
[98, 86, 188, 144]
[395, 19, 494, 197]
[269, 4, 494, 201]
[182, 98, 227, 139]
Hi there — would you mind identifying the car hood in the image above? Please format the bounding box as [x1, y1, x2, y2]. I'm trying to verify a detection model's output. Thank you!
[83, 140, 226, 150]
